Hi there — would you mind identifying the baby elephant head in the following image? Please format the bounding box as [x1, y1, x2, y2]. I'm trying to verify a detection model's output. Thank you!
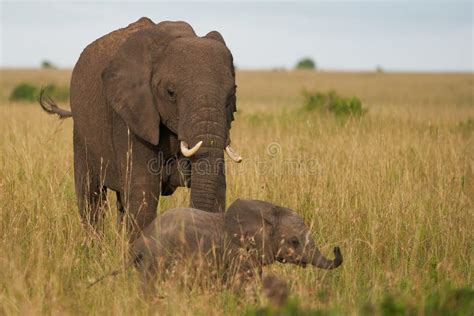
[224, 199, 343, 270]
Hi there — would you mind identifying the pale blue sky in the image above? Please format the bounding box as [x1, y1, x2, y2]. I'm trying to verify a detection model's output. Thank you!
[1, 1, 472, 71]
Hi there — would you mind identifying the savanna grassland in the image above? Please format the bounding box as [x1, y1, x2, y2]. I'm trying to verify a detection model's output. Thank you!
[0, 69, 473, 315]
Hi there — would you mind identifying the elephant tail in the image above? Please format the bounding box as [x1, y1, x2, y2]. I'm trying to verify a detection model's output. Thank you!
[39, 88, 72, 119]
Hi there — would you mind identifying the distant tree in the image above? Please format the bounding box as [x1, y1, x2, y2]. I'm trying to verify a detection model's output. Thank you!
[375, 65, 384, 73]
[295, 57, 316, 70]
[41, 60, 56, 69]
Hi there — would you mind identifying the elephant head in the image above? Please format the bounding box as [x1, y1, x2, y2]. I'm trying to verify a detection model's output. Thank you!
[224, 199, 343, 269]
[102, 20, 240, 212]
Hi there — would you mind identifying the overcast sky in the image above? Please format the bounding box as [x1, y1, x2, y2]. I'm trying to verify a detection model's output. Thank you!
[1, 1, 472, 71]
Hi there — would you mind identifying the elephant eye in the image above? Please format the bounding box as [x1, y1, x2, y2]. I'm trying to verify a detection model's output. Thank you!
[166, 87, 176, 99]
[290, 237, 300, 248]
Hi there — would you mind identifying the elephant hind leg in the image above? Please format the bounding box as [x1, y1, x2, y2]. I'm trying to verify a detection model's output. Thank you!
[116, 191, 126, 227]
[74, 165, 108, 230]
[74, 133, 108, 231]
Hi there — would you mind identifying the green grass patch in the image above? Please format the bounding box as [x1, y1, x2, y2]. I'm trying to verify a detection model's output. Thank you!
[9, 83, 38, 102]
[302, 90, 366, 117]
[42, 84, 69, 102]
[244, 287, 474, 316]
[245, 297, 341, 316]
[9, 82, 69, 103]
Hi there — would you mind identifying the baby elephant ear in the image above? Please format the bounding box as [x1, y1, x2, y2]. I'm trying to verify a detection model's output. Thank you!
[224, 199, 280, 246]
[204, 30, 226, 45]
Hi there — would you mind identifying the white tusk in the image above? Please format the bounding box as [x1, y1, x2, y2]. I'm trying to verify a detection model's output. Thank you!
[225, 145, 242, 163]
[180, 140, 203, 157]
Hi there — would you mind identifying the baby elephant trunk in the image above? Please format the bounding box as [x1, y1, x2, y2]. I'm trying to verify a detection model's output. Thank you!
[311, 247, 343, 270]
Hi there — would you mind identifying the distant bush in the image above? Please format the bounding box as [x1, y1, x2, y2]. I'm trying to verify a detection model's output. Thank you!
[295, 57, 316, 70]
[41, 60, 56, 69]
[271, 67, 287, 72]
[9, 83, 38, 102]
[302, 90, 366, 117]
[42, 84, 69, 102]
[9, 82, 69, 103]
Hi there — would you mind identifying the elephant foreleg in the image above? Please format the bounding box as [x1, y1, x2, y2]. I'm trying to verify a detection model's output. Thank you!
[122, 181, 159, 241]
[118, 136, 161, 241]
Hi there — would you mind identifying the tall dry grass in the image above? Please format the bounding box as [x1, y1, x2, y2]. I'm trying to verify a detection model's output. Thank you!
[0, 69, 473, 314]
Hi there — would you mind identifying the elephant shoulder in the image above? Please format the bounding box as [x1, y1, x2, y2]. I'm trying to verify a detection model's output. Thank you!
[74, 17, 155, 73]
[87, 17, 154, 55]
[160, 208, 222, 234]
[70, 17, 155, 114]
[159, 208, 197, 227]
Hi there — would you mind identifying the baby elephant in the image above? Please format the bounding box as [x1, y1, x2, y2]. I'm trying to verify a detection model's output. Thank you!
[128, 199, 342, 290]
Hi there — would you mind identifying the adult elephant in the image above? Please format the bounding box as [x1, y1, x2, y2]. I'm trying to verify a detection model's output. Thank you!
[40, 17, 241, 237]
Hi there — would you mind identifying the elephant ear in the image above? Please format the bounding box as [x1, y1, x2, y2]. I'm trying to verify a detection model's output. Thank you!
[102, 21, 196, 145]
[224, 199, 280, 253]
[204, 30, 226, 45]
[204, 30, 237, 143]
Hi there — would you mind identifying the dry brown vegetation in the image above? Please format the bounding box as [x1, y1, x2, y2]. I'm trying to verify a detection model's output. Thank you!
[0, 69, 473, 314]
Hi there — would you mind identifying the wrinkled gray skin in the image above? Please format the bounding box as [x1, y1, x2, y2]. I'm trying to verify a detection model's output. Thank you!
[131, 199, 343, 291]
[40, 17, 237, 237]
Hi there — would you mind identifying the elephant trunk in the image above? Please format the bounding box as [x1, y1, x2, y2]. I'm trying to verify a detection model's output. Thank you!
[183, 96, 227, 212]
[310, 247, 343, 270]
[189, 149, 226, 212]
